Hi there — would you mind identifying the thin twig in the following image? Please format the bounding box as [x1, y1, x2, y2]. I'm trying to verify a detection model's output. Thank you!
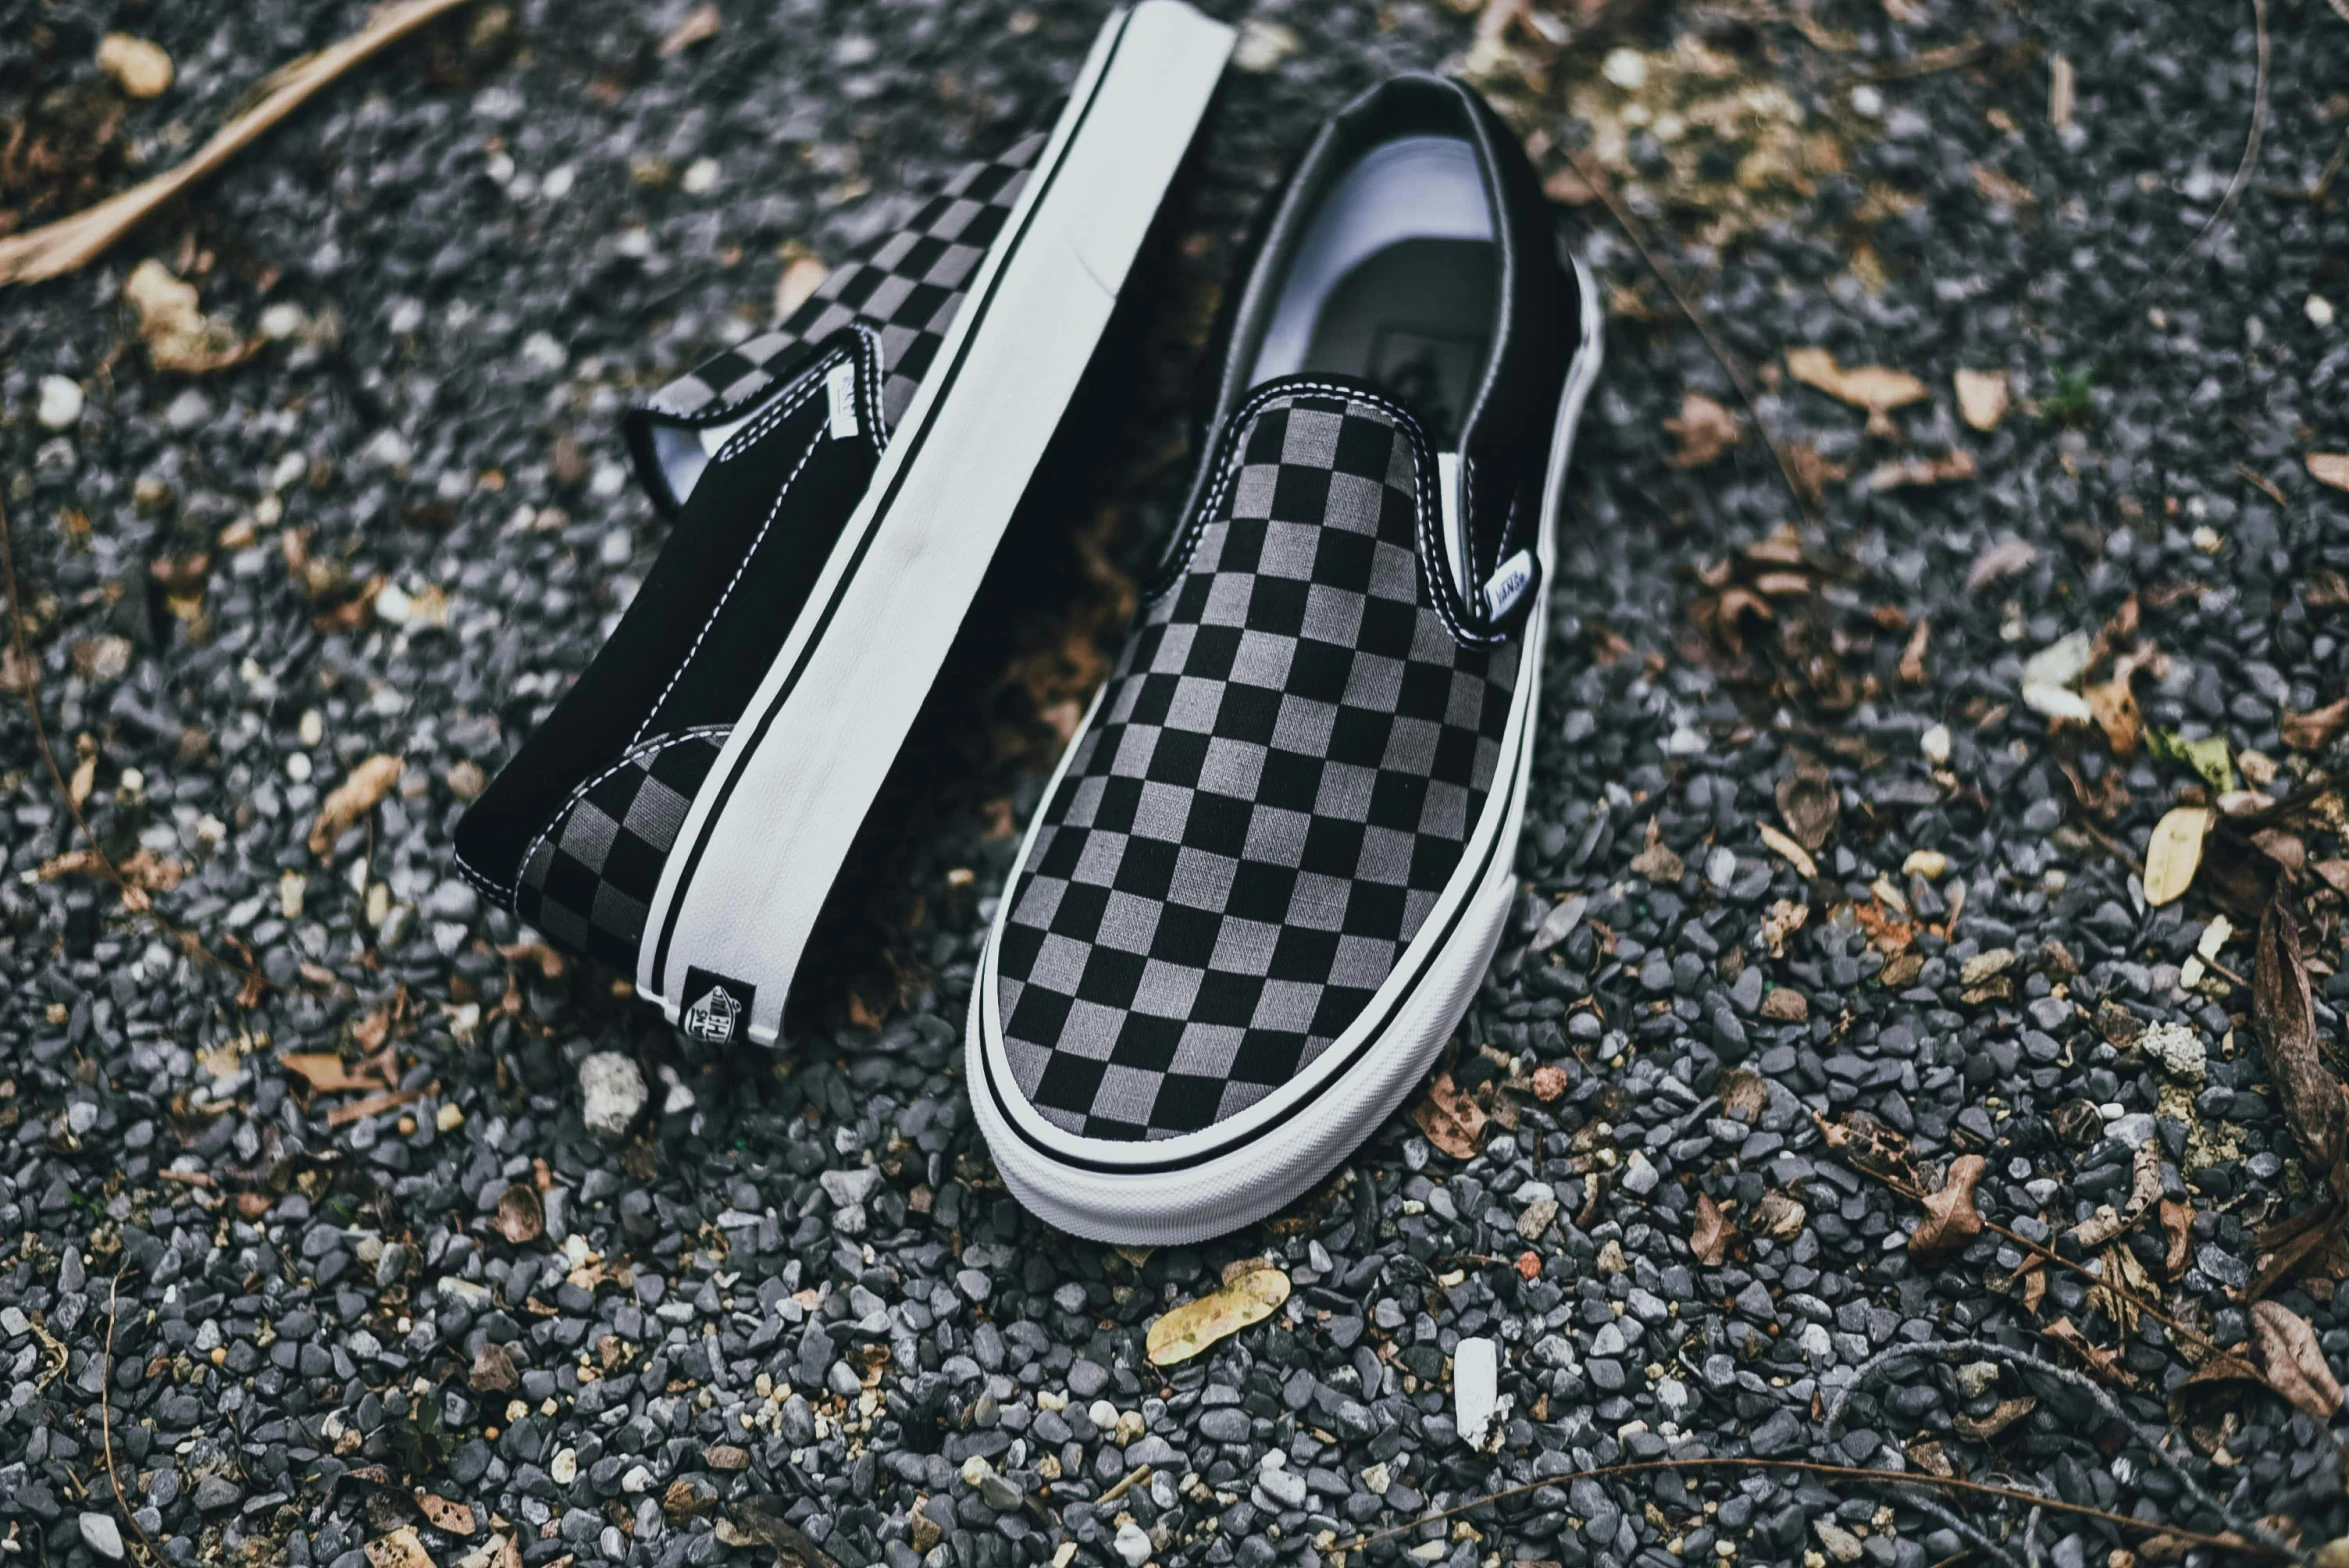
[2134, 0, 2268, 300]
[1339, 1456, 2289, 1558]
[0, 0, 478, 286]
[1561, 144, 1818, 526]
[103, 1272, 165, 1567]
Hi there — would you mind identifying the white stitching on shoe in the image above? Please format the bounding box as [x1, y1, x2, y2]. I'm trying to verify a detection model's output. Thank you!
[630, 424, 827, 750]
[511, 724, 735, 911]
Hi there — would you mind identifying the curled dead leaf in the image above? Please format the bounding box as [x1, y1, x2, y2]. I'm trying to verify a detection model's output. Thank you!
[494, 1183, 545, 1245]
[1785, 347, 1927, 437]
[1752, 1189, 1807, 1239]
[1691, 1192, 1732, 1267]
[2084, 679, 2141, 755]
[1665, 392, 1740, 468]
[1774, 758, 1839, 852]
[2281, 696, 2349, 753]
[1412, 1072, 1488, 1160]
[310, 754, 404, 853]
[2254, 894, 2349, 1209]
[1910, 1154, 1987, 1260]
[1756, 822, 1818, 881]
[1146, 1266, 1291, 1366]
[2142, 807, 2212, 908]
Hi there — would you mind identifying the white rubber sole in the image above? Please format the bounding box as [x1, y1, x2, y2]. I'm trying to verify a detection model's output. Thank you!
[968, 253, 1606, 1245]
[636, 2, 1235, 1043]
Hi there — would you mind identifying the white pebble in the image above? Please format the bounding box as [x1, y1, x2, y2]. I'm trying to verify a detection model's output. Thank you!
[1454, 1337, 1502, 1446]
[1921, 723, 1951, 766]
[37, 375, 84, 431]
[1113, 1519, 1152, 1568]
[579, 1052, 648, 1138]
[2310, 294, 2337, 328]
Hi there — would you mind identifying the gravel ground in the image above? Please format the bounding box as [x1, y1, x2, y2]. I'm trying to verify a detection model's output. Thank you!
[5, 2, 2349, 1567]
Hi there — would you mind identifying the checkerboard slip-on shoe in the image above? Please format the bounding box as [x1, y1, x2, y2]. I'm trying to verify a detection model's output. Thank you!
[968, 73, 1605, 1243]
[453, 1, 1234, 1046]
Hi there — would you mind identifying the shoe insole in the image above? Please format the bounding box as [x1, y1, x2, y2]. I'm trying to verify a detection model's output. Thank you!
[1247, 135, 1498, 450]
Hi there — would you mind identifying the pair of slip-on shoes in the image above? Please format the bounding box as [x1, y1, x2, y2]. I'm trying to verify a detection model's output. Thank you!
[454, 1, 1603, 1244]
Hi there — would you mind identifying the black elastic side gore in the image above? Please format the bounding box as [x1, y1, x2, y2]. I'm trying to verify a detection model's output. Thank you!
[1190, 74, 1573, 596]
[454, 331, 884, 904]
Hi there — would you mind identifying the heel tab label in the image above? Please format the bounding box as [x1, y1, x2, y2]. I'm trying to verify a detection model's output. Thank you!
[680, 968, 755, 1044]
[824, 360, 860, 440]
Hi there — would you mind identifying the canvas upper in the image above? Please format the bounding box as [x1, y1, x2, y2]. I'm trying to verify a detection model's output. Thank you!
[986, 74, 1575, 1142]
[453, 125, 1053, 971]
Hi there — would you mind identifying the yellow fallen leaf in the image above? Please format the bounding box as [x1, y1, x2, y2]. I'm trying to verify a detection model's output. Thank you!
[99, 33, 174, 97]
[309, 754, 404, 853]
[1145, 1267, 1290, 1366]
[1786, 347, 1927, 437]
[1954, 368, 2009, 431]
[2309, 453, 2349, 493]
[2143, 806, 2211, 908]
[1756, 821, 1819, 881]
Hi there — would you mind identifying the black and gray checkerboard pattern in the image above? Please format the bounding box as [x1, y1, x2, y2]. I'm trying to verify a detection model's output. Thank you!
[645, 127, 1053, 435]
[516, 731, 725, 972]
[994, 387, 1523, 1142]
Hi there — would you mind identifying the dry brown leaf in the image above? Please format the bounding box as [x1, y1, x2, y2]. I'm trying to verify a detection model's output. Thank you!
[99, 33, 174, 98]
[1146, 1267, 1291, 1366]
[1629, 838, 1684, 883]
[1774, 758, 1839, 852]
[1664, 392, 1741, 468]
[1756, 822, 1819, 881]
[1966, 537, 2038, 594]
[325, 1086, 425, 1128]
[2315, 859, 2349, 896]
[1910, 1154, 1987, 1260]
[1412, 1072, 1488, 1160]
[2159, 1197, 2193, 1279]
[279, 1046, 397, 1094]
[2251, 1300, 2345, 1421]
[1691, 1192, 1732, 1267]
[2142, 806, 2212, 908]
[496, 940, 566, 980]
[1760, 898, 1809, 958]
[469, 1342, 518, 1392]
[125, 259, 251, 373]
[1899, 618, 1930, 684]
[415, 1494, 477, 1536]
[657, 2, 722, 54]
[2254, 895, 2349, 1208]
[2086, 679, 2142, 755]
[2068, 1141, 2162, 1253]
[1785, 347, 1928, 437]
[2045, 1314, 2134, 1385]
[365, 1529, 435, 1568]
[1752, 1189, 1807, 1239]
[1865, 448, 1977, 491]
[494, 1183, 545, 1245]
[1720, 1069, 1768, 1122]
[2308, 453, 2349, 493]
[2281, 696, 2349, 752]
[310, 754, 404, 853]
[1954, 368, 2010, 431]
[1952, 1394, 2036, 1440]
